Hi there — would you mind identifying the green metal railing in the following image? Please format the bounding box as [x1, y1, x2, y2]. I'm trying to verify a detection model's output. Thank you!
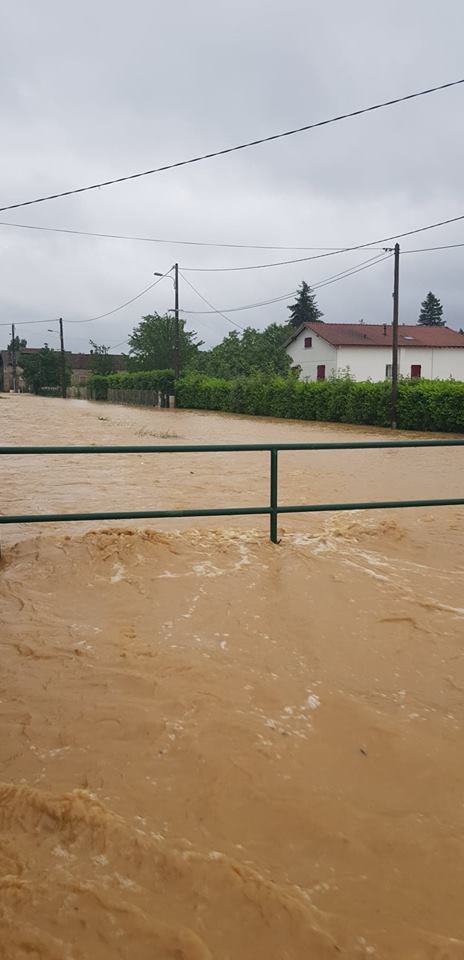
[1, 440, 464, 543]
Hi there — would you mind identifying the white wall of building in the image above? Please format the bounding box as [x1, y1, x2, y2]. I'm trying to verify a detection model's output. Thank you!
[286, 329, 337, 380]
[337, 346, 464, 381]
[287, 330, 464, 382]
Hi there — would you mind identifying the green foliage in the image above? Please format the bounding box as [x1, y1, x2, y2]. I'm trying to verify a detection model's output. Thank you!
[418, 291, 445, 326]
[128, 314, 202, 371]
[7, 335, 27, 352]
[193, 324, 292, 379]
[20, 346, 70, 395]
[287, 281, 323, 328]
[86, 374, 110, 400]
[89, 340, 116, 375]
[87, 369, 175, 401]
[176, 374, 464, 433]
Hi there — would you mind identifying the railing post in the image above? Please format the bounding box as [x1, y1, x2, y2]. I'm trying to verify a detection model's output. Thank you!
[270, 448, 279, 544]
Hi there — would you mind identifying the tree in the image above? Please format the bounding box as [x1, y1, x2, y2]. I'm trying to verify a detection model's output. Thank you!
[128, 314, 202, 372]
[193, 323, 292, 379]
[20, 345, 70, 394]
[89, 340, 115, 376]
[418, 291, 445, 326]
[287, 282, 323, 328]
[7, 335, 27, 353]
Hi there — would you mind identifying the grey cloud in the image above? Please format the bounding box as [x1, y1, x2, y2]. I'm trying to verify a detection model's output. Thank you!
[1, 0, 463, 351]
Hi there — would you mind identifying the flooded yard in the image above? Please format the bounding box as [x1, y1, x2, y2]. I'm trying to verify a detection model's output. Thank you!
[1, 394, 464, 958]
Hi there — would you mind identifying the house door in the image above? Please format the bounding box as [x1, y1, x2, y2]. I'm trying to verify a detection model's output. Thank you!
[411, 364, 421, 379]
[317, 365, 326, 381]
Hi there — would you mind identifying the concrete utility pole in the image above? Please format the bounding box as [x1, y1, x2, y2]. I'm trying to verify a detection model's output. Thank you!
[59, 317, 67, 399]
[173, 262, 180, 381]
[153, 265, 181, 381]
[11, 323, 17, 393]
[390, 243, 400, 429]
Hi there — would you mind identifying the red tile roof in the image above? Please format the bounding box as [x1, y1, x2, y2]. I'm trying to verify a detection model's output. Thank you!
[67, 352, 127, 371]
[13, 348, 127, 370]
[287, 322, 464, 348]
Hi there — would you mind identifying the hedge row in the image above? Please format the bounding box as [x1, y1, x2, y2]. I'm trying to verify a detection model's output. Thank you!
[87, 369, 175, 400]
[85, 369, 464, 433]
[176, 374, 464, 433]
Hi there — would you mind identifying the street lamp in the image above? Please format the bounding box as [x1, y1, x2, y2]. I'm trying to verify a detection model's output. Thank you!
[153, 264, 180, 380]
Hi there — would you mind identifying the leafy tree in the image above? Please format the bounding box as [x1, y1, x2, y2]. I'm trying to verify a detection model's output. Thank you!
[287, 282, 323, 328]
[195, 330, 244, 378]
[89, 340, 115, 375]
[20, 345, 70, 394]
[7, 335, 27, 353]
[128, 314, 202, 372]
[194, 323, 292, 379]
[418, 291, 445, 326]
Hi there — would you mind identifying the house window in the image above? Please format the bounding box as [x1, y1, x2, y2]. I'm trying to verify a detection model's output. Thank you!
[385, 364, 392, 379]
[317, 364, 326, 381]
[304, 337, 312, 349]
[411, 364, 421, 379]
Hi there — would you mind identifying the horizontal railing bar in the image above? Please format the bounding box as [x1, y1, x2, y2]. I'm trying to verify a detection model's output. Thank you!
[1, 440, 464, 455]
[279, 497, 464, 514]
[1, 498, 464, 526]
[0, 506, 271, 525]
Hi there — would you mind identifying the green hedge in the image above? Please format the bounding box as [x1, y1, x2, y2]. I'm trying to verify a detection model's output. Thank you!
[176, 374, 464, 433]
[87, 369, 175, 401]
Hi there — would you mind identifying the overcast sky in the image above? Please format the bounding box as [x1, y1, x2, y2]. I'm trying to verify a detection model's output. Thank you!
[1, 0, 464, 353]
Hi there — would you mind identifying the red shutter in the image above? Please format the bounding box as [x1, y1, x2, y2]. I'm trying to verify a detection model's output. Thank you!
[304, 337, 312, 349]
[411, 364, 421, 379]
[317, 365, 326, 381]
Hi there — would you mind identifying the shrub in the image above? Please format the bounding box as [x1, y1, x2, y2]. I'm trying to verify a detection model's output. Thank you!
[87, 369, 175, 401]
[176, 374, 464, 434]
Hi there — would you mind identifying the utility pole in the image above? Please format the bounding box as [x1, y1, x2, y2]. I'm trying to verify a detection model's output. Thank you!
[390, 243, 400, 429]
[59, 317, 67, 399]
[11, 323, 17, 392]
[173, 263, 180, 381]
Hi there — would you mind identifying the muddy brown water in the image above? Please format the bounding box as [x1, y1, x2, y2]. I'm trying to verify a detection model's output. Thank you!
[1, 394, 464, 959]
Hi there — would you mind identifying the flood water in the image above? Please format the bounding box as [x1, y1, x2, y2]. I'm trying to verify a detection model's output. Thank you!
[1, 394, 464, 958]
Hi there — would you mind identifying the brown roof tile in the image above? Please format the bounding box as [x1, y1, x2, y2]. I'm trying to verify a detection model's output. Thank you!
[288, 323, 464, 348]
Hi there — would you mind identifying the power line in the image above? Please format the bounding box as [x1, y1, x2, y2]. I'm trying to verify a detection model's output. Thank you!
[107, 338, 130, 350]
[180, 253, 391, 315]
[3, 217, 464, 259]
[1, 234, 459, 334]
[0, 219, 385, 252]
[313, 252, 393, 289]
[402, 240, 464, 254]
[68, 269, 172, 324]
[181, 287, 298, 314]
[179, 273, 246, 332]
[181, 212, 464, 272]
[0, 269, 172, 328]
[1, 78, 463, 214]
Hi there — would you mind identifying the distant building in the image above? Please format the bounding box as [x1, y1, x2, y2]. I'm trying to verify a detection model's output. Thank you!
[0, 349, 127, 392]
[65, 352, 127, 386]
[286, 323, 464, 382]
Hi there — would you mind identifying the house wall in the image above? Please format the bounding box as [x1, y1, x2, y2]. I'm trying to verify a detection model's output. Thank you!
[71, 368, 91, 386]
[0, 352, 26, 391]
[286, 329, 337, 380]
[337, 346, 464, 381]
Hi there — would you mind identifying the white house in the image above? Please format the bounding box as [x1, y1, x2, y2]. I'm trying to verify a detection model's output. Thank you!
[285, 322, 464, 382]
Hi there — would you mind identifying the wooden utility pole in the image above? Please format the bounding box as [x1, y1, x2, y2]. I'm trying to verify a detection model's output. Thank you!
[173, 263, 180, 381]
[390, 243, 400, 428]
[11, 323, 17, 393]
[59, 317, 67, 398]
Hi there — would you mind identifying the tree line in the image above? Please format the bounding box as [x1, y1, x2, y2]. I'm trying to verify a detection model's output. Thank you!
[4, 285, 451, 392]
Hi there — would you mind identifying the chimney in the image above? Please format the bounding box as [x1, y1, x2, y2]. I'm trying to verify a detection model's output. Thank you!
[383, 324, 387, 336]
